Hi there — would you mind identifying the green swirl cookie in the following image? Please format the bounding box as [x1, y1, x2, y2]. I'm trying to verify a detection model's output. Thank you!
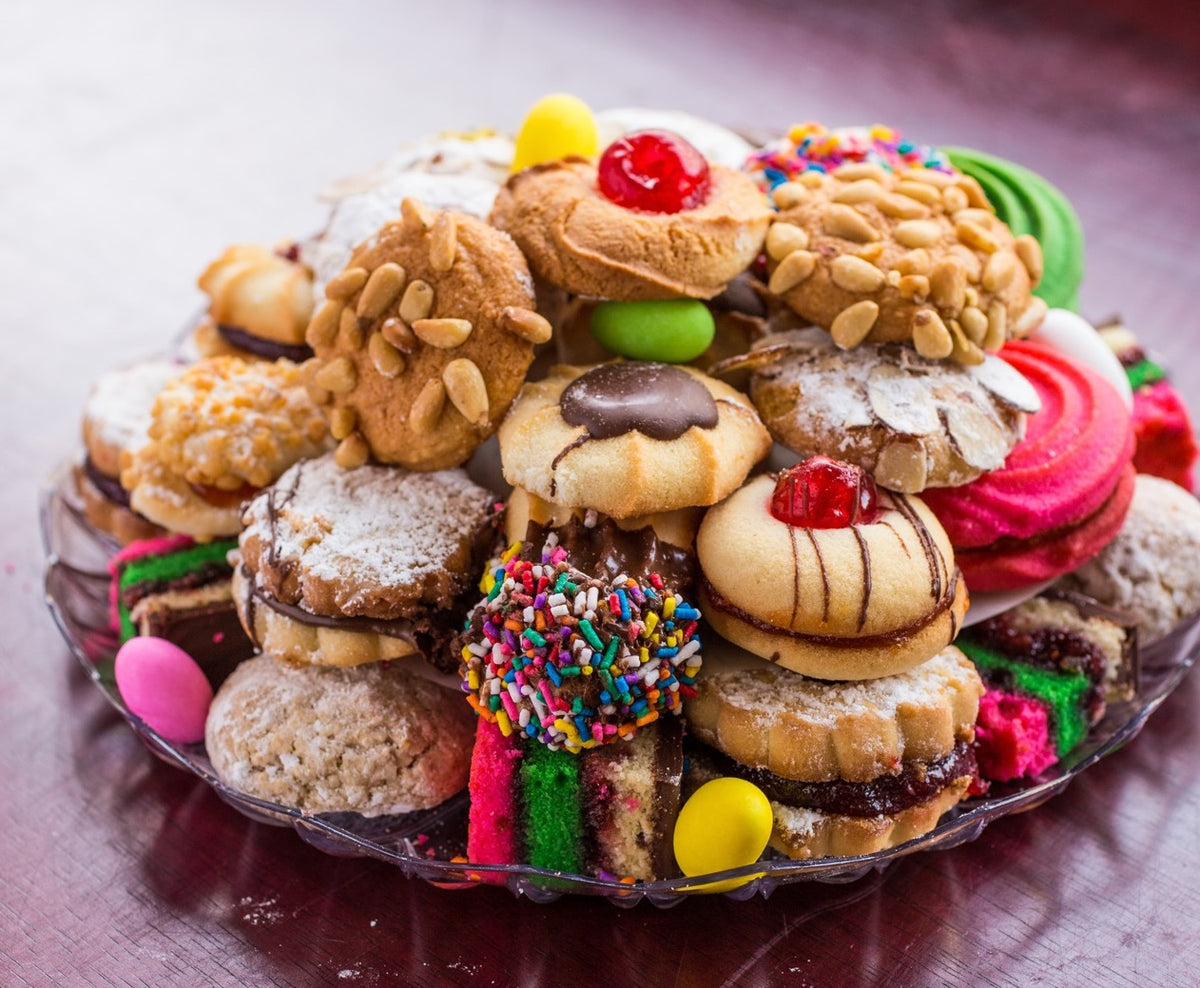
[943, 147, 1084, 311]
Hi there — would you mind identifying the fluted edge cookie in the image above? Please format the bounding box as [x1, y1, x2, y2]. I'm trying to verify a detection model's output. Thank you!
[490, 158, 770, 301]
[763, 164, 1046, 364]
[303, 198, 548, 472]
[685, 645, 982, 783]
[499, 361, 771, 518]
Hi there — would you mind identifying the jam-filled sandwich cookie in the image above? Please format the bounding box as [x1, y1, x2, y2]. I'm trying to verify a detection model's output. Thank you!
[76, 359, 180, 544]
[717, 328, 1041, 492]
[235, 452, 496, 670]
[120, 356, 329, 539]
[763, 164, 1046, 364]
[206, 655, 474, 817]
[922, 338, 1135, 592]
[499, 361, 771, 520]
[491, 133, 771, 303]
[685, 644, 983, 860]
[193, 244, 315, 362]
[303, 198, 549, 472]
[697, 457, 968, 681]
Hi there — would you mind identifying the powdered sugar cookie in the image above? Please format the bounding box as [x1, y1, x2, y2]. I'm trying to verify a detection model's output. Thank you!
[235, 452, 498, 670]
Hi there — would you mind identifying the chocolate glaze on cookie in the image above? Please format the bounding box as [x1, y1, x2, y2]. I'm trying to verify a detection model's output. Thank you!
[560, 363, 719, 441]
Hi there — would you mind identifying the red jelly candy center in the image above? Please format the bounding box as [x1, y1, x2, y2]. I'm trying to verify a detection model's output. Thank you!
[769, 456, 880, 529]
[597, 130, 712, 214]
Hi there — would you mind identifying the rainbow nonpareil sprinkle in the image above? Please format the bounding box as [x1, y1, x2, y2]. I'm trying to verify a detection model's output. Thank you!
[745, 123, 953, 192]
[459, 536, 702, 753]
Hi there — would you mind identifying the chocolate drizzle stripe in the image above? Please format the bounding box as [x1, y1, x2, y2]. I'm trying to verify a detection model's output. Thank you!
[852, 527, 871, 633]
[700, 570, 959, 649]
[548, 433, 591, 498]
[878, 520, 912, 559]
[891, 494, 944, 603]
[801, 528, 831, 623]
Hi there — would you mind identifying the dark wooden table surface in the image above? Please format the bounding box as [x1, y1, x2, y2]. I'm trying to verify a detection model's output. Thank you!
[5, 1, 1200, 984]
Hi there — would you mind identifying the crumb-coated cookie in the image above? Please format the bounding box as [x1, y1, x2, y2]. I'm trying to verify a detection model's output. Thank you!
[490, 158, 770, 301]
[697, 471, 968, 680]
[1056, 474, 1200, 644]
[685, 644, 982, 860]
[763, 164, 1047, 364]
[500, 361, 770, 519]
[718, 328, 1041, 492]
[236, 452, 497, 668]
[120, 356, 330, 539]
[205, 655, 474, 816]
[194, 244, 315, 361]
[303, 198, 549, 472]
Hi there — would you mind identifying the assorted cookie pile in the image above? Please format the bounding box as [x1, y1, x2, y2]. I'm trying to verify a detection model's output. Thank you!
[72, 96, 1200, 888]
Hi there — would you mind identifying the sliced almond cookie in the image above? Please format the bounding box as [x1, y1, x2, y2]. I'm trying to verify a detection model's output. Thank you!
[235, 452, 498, 670]
[715, 328, 1041, 492]
[303, 198, 549, 472]
[763, 165, 1047, 364]
[684, 644, 983, 860]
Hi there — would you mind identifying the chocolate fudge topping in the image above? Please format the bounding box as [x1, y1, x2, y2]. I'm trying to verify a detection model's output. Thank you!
[560, 362, 718, 441]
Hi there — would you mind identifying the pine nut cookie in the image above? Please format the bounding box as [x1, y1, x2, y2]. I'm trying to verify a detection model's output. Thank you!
[498, 361, 772, 519]
[763, 164, 1047, 364]
[715, 328, 1041, 492]
[119, 356, 330, 539]
[235, 452, 498, 670]
[193, 244, 315, 362]
[303, 198, 548, 472]
[685, 644, 983, 860]
[205, 655, 475, 817]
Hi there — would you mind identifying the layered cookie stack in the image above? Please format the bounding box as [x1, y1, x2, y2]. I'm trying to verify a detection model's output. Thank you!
[209, 201, 552, 818]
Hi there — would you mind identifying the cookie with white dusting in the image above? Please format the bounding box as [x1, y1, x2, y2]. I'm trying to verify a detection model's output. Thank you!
[716, 328, 1041, 492]
[206, 655, 474, 817]
[235, 452, 498, 669]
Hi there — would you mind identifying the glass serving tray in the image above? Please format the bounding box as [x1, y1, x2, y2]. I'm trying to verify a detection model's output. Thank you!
[41, 458, 1200, 906]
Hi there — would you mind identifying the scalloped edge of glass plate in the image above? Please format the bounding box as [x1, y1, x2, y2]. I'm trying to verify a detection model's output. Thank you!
[40, 458, 1200, 906]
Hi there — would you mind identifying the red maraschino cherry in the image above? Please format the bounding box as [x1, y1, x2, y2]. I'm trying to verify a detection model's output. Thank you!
[770, 456, 880, 529]
[597, 130, 712, 214]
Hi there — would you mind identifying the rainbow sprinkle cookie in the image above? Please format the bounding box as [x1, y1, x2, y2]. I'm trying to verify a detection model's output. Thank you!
[458, 537, 702, 752]
[745, 123, 953, 192]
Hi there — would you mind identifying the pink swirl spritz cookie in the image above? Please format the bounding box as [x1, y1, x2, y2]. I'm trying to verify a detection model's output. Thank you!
[922, 339, 1135, 592]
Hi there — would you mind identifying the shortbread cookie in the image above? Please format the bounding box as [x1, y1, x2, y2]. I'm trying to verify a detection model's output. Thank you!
[120, 356, 330, 538]
[77, 359, 181, 544]
[194, 244, 315, 361]
[303, 199, 548, 472]
[763, 164, 1046, 364]
[685, 644, 982, 860]
[490, 156, 770, 301]
[717, 328, 1041, 492]
[499, 361, 771, 518]
[697, 461, 968, 681]
[1056, 475, 1200, 644]
[236, 453, 497, 669]
[206, 655, 474, 817]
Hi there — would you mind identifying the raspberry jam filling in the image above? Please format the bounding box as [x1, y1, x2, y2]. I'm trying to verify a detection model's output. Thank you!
[597, 130, 712, 214]
[770, 456, 880, 529]
[190, 481, 261, 508]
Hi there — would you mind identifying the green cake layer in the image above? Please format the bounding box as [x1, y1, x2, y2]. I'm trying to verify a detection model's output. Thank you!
[958, 640, 1091, 755]
[520, 742, 584, 874]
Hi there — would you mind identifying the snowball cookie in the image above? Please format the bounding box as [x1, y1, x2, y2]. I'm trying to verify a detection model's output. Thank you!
[205, 656, 474, 816]
[1056, 475, 1200, 644]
